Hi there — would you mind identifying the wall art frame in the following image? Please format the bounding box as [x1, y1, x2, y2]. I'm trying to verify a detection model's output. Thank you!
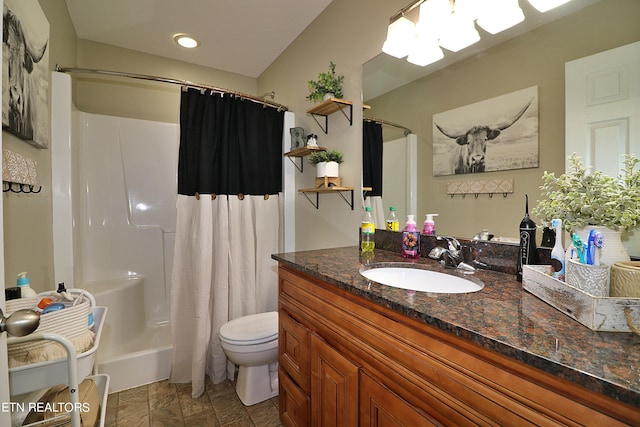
[432, 86, 539, 176]
[2, 0, 50, 148]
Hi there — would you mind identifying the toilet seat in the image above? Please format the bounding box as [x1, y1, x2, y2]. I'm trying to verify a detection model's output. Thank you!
[219, 311, 278, 346]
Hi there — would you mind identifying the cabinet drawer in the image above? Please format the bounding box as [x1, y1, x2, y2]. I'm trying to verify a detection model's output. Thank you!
[360, 371, 443, 427]
[279, 310, 310, 394]
[279, 367, 310, 427]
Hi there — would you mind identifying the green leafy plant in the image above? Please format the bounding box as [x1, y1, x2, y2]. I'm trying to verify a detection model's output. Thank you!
[325, 149, 343, 164]
[532, 153, 640, 232]
[308, 150, 329, 165]
[306, 62, 344, 102]
[308, 149, 343, 165]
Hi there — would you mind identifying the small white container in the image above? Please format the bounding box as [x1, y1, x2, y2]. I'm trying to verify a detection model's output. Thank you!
[17, 272, 37, 298]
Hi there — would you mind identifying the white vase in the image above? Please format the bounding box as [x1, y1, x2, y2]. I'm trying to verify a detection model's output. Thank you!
[573, 226, 630, 266]
[325, 161, 340, 177]
[316, 161, 339, 178]
[316, 161, 327, 178]
[322, 93, 334, 101]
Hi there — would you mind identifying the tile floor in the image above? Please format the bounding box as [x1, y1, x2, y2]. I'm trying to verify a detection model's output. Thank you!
[104, 379, 282, 427]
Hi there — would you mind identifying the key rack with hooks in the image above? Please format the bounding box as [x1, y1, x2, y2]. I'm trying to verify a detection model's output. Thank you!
[2, 148, 41, 194]
[447, 179, 514, 199]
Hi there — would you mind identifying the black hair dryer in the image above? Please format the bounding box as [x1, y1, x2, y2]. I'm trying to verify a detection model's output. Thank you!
[517, 194, 538, 282]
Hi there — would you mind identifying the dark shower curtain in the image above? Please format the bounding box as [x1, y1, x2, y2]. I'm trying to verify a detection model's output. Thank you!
[363, 120, 383, 197]
[177, 87, 284, 196]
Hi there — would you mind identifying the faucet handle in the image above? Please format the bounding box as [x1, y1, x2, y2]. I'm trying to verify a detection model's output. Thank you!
[437, 236, 460, 252]
[442, 250, 462, 268]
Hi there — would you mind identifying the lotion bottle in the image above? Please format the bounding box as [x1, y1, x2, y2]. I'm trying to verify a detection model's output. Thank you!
[401, 215, 420, 258]
[550, 219, 565, 281]
[17, 272, 37, 298]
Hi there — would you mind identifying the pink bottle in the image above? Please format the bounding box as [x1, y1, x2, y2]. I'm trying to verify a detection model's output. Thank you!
[401, 215, 420, 258]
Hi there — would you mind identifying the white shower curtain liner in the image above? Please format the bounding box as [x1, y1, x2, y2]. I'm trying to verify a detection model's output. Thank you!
[170, 193, 281, 398]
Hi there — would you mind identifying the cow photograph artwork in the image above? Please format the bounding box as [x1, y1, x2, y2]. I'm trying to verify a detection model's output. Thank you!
[2, 0, 50, 148]
[432, 86, 538, 176]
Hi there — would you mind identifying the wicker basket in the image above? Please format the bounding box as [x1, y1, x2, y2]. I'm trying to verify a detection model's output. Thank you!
[6, 294, 95, 368]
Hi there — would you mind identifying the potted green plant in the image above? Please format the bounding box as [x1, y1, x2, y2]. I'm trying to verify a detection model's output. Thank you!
[306, 61, 345, 102]
[309, 149, 343, 178]
[532, 152, 640, 264]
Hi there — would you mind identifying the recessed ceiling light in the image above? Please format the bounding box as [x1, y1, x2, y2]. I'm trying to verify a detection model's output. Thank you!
[173, 34, 199, 49]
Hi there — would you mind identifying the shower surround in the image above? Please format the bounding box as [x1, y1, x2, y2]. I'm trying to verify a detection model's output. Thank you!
[52, 72, 176, 392]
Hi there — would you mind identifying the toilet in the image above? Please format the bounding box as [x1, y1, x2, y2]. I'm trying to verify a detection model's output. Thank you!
[219, 311, 279, 406]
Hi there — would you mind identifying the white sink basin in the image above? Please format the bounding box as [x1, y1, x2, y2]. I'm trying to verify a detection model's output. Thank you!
[360, 267, 483, 294]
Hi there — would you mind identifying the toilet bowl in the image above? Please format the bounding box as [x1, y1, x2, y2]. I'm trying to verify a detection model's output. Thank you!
[219, 311, 279, 406]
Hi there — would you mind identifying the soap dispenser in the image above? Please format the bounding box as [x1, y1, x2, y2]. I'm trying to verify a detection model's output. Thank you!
[422, 214, 438, 235]
[17, 272, 37, 298]
[401, 215, 420, 258]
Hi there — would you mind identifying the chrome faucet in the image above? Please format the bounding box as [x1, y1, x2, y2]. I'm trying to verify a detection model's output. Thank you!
[434, 236, 475, 271]
[437, 235, 461, 252]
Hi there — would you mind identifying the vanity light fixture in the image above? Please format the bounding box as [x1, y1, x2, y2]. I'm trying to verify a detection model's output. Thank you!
[173, 33, 199, 49]
[383, 0, 572, 66]
[527, 0, 572, 13]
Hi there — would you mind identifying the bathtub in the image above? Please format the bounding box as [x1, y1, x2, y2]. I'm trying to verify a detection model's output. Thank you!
[80, 276, 172, 392]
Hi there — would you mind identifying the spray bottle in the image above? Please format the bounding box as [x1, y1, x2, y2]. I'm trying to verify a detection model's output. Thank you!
[422, 214, 438, 235]
[401, 215, 420, 258]
[550, 218, 565, 281]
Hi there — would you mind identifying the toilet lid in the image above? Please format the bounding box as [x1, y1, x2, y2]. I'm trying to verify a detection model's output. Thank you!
[219, 311, 278, 345]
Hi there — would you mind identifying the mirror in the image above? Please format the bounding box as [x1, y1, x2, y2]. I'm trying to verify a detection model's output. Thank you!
[362, 0, 638, 243]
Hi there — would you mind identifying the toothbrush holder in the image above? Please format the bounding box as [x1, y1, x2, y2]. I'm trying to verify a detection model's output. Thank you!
[565, 258, 611, 297]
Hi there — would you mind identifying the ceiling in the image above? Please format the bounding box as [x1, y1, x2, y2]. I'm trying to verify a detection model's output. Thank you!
[64, 0, 333, 78]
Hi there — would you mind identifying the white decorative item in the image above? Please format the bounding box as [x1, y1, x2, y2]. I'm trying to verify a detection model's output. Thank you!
[574, 226, 630, 266]
[322, 93, 334, 101]
[566, 258, 610, 297]
[325, 161, 339, 177]
[522, 265, 640, 332]
[316, 161, 327, 178]
[315, 161, 339, 178]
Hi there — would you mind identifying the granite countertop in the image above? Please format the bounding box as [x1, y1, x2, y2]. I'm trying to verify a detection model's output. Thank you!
[272, 246, 640, 409]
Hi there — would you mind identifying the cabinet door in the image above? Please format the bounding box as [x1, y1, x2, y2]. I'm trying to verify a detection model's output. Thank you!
[280, 367, 310, 427]
[360, 372, 443, 427]
[311, 333, 359, 426]
[280, 311, 310, 393]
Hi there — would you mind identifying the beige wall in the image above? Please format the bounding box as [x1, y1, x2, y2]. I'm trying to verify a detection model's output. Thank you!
[2, 0, 77, 290]
[260, 0, 640, 249]
[73, 40, 257, 124]
[366, 0, 640, 240]
[4, 0, 639, 289]
[258, 0, 405, 250]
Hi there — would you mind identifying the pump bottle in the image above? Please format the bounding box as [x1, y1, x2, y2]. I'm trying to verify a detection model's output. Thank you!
[401, 215, 420, 258]
[422, 214, 438, 235]
[17, 272, 37, 298]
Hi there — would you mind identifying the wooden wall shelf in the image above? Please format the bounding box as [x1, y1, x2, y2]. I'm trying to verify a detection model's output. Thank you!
[284, 146, 326, 173]
[299, 185, 355, 210]
[306, 98, 353, 134]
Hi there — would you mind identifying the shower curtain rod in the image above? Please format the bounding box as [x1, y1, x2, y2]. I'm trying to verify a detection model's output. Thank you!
[55, 65, 289, 112]
[364, 117, 412, 136]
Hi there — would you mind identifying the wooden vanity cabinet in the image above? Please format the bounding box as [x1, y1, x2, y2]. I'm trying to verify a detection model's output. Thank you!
[277, 265, 639, 426]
